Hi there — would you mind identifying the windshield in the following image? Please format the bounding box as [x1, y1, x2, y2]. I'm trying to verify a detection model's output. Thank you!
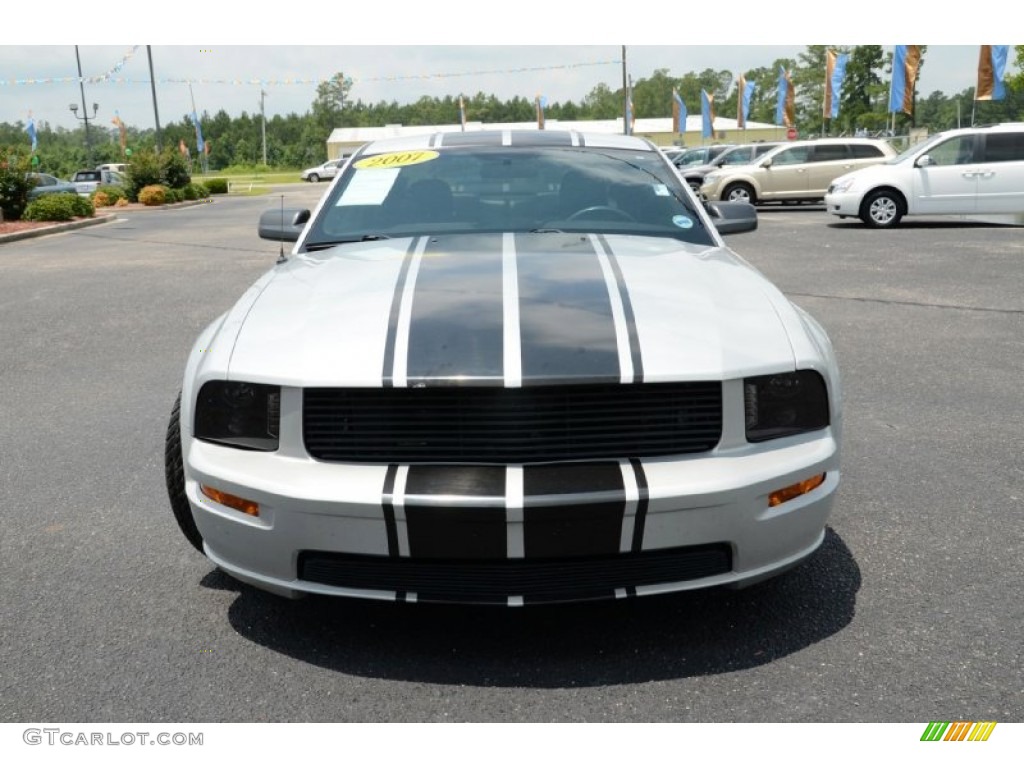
[887, 132, 950, 164]
[303, 145, 714, 248]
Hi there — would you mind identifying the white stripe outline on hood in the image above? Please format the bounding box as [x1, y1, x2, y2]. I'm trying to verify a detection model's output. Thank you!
[590, 234, 634, 384]
[502, 233, 522, 388]
[391, 237, 429, 387]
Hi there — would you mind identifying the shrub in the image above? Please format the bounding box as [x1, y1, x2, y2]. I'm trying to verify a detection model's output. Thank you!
[161, 148, 191, 189]
[0, 149, 33, 220]
[205, 178, 228, 194]
[95, 184, 126, 204]
[92, 191, 111, 207]
[138, 184, 167, 206]
[193, 182, 209, 198]
[124, 149, 163, 202]
[23, 192, 93, 221]
[114, 197, 130, 207]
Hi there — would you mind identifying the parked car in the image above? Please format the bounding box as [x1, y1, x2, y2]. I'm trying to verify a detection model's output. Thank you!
[300, 159, 344, 182]
[97, 163, 129, 174]
[70, 168, 125, 197]
[680, 142, 782, 194]
[166, 129, 841, 605]
[672, 144, 734, 169]
[701, 138, 897, 205]
[26, 172, 78, 200]
[826, 122, 1024, 227]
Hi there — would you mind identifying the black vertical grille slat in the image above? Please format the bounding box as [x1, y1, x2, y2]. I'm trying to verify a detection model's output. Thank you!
[302, 382, 722, 463]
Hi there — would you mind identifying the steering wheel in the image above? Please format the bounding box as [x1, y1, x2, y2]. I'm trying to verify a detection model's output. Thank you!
[566, 205, 636, 222]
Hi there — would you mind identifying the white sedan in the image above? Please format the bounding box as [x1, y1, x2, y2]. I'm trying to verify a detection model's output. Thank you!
[166, 130, 842, 605]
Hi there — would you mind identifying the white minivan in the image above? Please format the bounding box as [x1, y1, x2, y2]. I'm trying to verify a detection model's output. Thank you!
[825, 123, 1024, 227]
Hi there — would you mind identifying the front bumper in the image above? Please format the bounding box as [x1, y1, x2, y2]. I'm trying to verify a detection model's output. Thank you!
[824, 190, 863, 218]
[184, 429, 840, 605]
[699, 178, 726, 201]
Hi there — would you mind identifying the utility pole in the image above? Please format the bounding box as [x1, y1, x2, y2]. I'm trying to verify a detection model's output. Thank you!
[71, 45, 98, 167]
[260, 89, 268, 167]
[621, 46, 628, 134]
[147, 45, 162, 152]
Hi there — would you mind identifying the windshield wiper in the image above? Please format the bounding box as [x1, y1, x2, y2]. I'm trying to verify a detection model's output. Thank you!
[305, 234, 391, 251]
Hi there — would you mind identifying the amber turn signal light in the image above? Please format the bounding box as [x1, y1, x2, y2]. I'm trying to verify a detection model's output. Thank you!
[200, 484, 260, 516]
[769, 473, 826, 508]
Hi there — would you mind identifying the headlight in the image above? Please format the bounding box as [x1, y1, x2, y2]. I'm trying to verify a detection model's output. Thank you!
[744, 370, 829, 442]
[194, 381, 280, 451]
[828, 177, 855, 194]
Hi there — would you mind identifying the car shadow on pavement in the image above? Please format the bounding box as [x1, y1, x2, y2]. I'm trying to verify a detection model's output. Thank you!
[210, 527, 861, 687]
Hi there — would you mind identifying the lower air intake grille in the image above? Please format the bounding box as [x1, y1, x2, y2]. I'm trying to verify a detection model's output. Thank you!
[298, 545, 733, 605]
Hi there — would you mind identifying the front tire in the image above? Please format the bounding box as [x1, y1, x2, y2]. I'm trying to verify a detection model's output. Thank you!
[723, 182, 756, 205]
[308, 173, 320, 183]
[860, 189, 903, 228]
[165, 392, 204, 552]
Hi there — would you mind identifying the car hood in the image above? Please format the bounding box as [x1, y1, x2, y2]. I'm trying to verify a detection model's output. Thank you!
[220, 233, 799, 387]
[683, 163, 719, 176]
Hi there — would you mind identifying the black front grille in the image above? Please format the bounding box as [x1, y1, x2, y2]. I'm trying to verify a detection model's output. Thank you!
[298, 545, 733, 605]
[303, 382, 722, 463]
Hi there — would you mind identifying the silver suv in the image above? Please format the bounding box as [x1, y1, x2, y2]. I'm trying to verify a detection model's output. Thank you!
[700, 138, 897, 204]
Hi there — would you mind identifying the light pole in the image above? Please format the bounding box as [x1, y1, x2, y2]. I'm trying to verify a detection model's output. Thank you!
[71, 45, 99, 167]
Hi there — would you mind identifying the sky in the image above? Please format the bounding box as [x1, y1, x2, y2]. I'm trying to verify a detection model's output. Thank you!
[0, 7, 1016, 132]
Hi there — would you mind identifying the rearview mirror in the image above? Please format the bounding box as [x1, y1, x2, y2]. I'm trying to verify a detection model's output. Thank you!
[258, 208, 310, 242]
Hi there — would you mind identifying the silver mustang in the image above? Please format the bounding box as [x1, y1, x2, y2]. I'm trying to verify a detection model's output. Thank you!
[165, 130, 842, 605]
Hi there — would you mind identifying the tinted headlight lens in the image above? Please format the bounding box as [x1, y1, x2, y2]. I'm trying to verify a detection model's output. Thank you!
[744, 370, 829, 442]
[195, 381, 280, 451]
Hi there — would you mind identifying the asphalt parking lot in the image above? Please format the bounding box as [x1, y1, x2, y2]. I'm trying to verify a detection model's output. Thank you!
[1, 190, 1021, 723]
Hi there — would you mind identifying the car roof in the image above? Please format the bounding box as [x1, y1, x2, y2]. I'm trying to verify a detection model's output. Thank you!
[358, 130, 656, 155]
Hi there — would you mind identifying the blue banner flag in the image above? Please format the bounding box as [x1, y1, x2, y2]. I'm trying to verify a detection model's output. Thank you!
[889, 45, 921, 115]
[737, 76, 756, 128]
[701, 89, 714, 138]
[825, 50, 849, 119]
[776, 66, 794, 128]
[26, 115, 37, 151]
[976, 45, 1009, 101]
[190, 111, 205, 154]
[672, 88, 686, 134]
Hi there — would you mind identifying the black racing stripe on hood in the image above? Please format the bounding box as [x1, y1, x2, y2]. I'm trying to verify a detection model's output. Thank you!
[514, 233, 620, 384]
[382, 238, 420, 388]
[522, 462, 625, 559]
[405, 234, 506, 385]
[598, 234, 644, 383]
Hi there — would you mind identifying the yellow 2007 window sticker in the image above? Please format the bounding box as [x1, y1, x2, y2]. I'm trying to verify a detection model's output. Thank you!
[353, 150, 439, 170]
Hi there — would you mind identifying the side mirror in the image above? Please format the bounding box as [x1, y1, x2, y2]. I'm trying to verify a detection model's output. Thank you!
[258, 208, 310, 242]
[761, 158, 773, 169]
[705, 201, 758, 235]
[915, 154, 934, 168]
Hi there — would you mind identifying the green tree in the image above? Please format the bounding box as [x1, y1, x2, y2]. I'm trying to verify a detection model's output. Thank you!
[311, 72, 353, 140]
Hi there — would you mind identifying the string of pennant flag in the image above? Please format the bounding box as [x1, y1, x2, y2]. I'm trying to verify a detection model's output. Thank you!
[0, 57, 621, 88]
